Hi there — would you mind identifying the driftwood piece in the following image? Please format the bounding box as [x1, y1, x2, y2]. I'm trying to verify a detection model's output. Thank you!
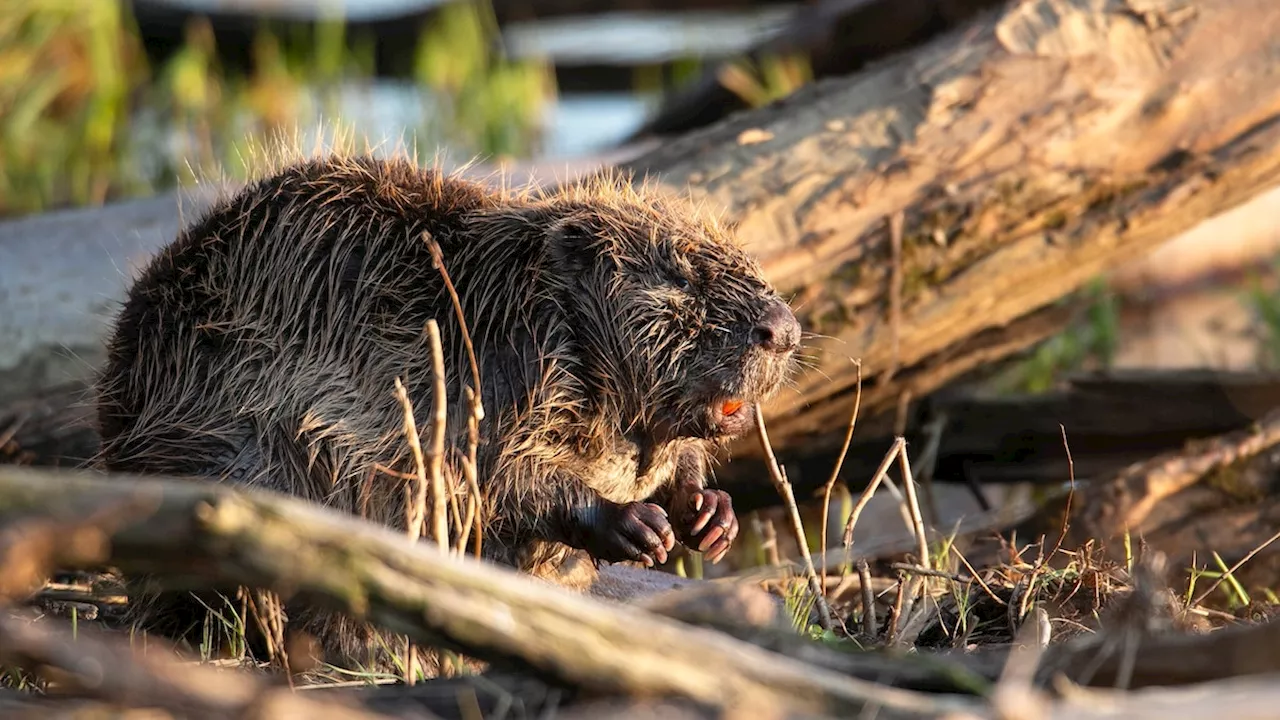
[1068, 404, 1280, 545]
[992, 393, 1280, 583]
[0, 464, 982, 719]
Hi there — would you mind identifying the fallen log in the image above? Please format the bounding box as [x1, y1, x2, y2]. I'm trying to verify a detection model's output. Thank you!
[0, 608, 394, 720]
[7, 0, 1280, 498]
[629, 0, 1006, 140]
[0, 464, 983, 719]
[6, 464, 1280, 719]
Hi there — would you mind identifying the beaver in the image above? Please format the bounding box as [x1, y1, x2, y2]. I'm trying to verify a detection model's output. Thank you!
[93, 152, 801, 672]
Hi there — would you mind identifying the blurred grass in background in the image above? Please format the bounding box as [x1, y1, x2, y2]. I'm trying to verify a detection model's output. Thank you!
[0, 0, 555, 219]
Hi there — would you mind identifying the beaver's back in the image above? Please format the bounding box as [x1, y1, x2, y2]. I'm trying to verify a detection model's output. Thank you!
[94, 156, 502, 503]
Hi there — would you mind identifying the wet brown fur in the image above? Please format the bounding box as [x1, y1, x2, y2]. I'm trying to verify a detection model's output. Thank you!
[93, 151, 798, 674]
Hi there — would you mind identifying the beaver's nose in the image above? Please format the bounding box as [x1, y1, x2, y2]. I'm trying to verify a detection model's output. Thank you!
[750, 302, 801, 354]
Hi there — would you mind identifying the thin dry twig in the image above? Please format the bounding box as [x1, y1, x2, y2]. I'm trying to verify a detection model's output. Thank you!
[820, 360, 862, 593]
[424, 233, 484, 422]
[885, 571, 908, 646]
[424, 233, 486, 560]
[949, 545, 1007, 608]
[754, 405, 833, 630]
[1190, 526, 1280, 608]
[1049, 424, 1076, 561]
[896, 441, 932, 573]
[857, 559, 877, 639]
[842, 438, 905, 566]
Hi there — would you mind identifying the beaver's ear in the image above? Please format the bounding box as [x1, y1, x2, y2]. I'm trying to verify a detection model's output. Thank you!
[545, 217, 600, 276]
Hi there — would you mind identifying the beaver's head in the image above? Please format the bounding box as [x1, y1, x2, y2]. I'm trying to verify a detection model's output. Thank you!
[533, 178, 801, 444]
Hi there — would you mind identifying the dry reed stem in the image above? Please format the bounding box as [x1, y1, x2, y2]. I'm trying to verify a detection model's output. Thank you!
[819, 359, 861, 594]
[424, 320, 449, 552]
[456, 386, 485, 558]
[857, 559, 877, 638]
[753, 405, 833, 630]
[425, 233, 487, 559]
[896, 446, 932, 573]
[393, 334, 449, 689]
[424, 233, 485, 422]
[842, 438, 905, 567]
[392, 377, 429, 545]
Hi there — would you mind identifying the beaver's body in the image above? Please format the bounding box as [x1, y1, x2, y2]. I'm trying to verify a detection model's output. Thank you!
[94, 154, 801, 672]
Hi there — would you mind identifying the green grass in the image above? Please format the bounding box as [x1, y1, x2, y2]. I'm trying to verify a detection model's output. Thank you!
[993, 276, 1121, 394]
[1241, 256, 1280, 369]
[0, 0, 554, 220]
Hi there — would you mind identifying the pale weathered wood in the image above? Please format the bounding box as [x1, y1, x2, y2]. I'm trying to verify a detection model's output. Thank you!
[618, 0, 1280, 470]
[6, 0, 1280, 501]
[0, 464, 982, 719]
[0, 609, 394, 720]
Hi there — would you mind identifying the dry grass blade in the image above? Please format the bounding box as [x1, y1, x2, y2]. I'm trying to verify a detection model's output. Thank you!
[456, 385, 485, 558]
[753, 405, 834, 630]
[392, 377, 429, 545]
[820, 359, 861, 592]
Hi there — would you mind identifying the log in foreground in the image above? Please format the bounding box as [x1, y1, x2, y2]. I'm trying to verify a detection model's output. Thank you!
[0, 464, 980, 719]
[9, 465, 1280, 719]
[7, 0, 1280, 490]
[0, 608, 393, 720]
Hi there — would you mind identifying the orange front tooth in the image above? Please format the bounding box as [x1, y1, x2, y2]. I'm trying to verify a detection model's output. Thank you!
[721, 399, 744, 416]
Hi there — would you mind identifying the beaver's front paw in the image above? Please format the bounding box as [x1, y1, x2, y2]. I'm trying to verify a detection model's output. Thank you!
[672, 488, 738, 564]
[583, 501, 676, 568]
